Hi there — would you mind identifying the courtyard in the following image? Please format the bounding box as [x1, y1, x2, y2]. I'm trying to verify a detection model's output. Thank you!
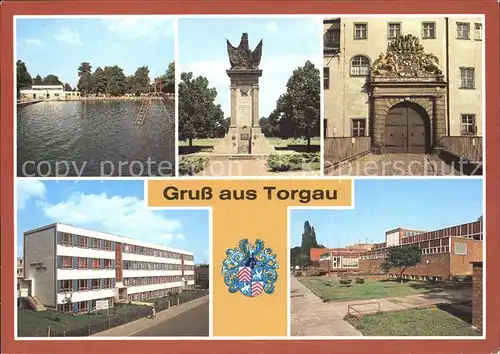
[291, 276, 478, 337]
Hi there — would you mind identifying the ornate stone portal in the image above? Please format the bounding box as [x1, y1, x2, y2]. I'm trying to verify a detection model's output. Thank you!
[369, 34, 447, 154]
[213, 33, 275, 155]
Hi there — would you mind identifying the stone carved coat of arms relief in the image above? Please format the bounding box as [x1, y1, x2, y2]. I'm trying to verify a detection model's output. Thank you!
[239, 86, 252, 97]
[371, 34, 444, 79]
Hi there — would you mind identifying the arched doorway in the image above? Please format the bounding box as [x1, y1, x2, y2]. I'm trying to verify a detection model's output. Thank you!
[384, 101, 430, 153]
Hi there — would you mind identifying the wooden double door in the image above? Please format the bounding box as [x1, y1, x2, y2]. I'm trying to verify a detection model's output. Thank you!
[385, 103, 429, 154]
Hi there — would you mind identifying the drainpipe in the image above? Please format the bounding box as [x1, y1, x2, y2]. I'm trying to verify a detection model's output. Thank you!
[445, 17, 451, 137]
[342, 22, 346, 137]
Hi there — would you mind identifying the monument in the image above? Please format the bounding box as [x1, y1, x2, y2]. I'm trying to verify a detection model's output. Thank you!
[213, 33, 275, 155]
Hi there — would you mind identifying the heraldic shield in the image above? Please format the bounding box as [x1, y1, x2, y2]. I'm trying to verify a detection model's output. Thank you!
[222, 239, 279, 297]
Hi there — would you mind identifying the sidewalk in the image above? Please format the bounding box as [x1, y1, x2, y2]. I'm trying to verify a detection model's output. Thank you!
[93, 295, 209, 337]
[290, 276, 362, 337]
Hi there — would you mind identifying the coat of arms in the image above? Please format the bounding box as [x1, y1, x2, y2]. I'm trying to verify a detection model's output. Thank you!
[221, 239, 278, 297]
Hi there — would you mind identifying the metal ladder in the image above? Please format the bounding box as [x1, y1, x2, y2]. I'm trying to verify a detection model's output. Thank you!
[134, 97, 151, 126]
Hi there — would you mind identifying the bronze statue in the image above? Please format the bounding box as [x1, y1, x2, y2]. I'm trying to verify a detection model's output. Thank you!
[226, 33, 263, 70]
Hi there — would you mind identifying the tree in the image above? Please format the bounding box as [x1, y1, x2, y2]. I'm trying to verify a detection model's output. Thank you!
[268, 61, 320, 145]
[42, 74, 63, 85]
[178, 72, 224, 146]
[16, 60, 32, 98]
[279, 61, 320, 146]
[92, 67, 108, 96]
[380, 245, 422, 281]
[33, 74, 43, 85]
[477, 215, 483, 222]
[290, 246, 301, 267]
[104, 66, 127, 96]
[155, 61, 175, 94]
[63, 83, 72, 91]
[77, 62, 93, 96]
[133, 66, 151, 94]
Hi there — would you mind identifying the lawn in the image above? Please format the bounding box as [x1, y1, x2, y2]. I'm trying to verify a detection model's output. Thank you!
[17, 303, 149, 337]
[298, 277, 447, 302]
[345, 306, 481, 336]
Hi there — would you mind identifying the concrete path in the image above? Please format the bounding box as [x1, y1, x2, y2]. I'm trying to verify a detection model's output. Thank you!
[93, 295, 209, 337]
[290, 276, 362, 337]
[327, 154, 464, 176]
[328, 288, 472, 317]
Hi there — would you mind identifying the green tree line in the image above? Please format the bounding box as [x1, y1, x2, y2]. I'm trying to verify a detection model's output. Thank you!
[178, 60, 321, 146]
[16, 60, 175, 98]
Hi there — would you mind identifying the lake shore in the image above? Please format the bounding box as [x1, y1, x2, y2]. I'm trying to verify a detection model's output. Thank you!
[18, 94, 175, 106]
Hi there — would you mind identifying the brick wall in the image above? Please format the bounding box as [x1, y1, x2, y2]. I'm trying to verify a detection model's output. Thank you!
[359, 253, 452, 279]
[471, 262, 483, 329]
[450, 238, 483, 277]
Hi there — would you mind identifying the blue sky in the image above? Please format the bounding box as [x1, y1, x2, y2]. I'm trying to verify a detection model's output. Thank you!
[290, 179, 483, 248]
[16, 180, 210, 264]
[178, 17, 322, 118]
[16, 16, 175, 88]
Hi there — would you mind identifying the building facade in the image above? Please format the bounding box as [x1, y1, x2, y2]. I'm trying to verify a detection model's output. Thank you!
[324, 17, 483, 153]
[20, 85, 81, 101]
[194, 264, 209, 290]
[313, 220, 483, 281]
[23, 223, 195, 314]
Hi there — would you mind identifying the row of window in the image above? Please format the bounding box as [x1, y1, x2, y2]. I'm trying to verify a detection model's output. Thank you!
[337, 113, 478, 138]
[326, 21, 482, 43]
[57, 298, 114, 314]
[123, 260, 194, 271]
[128, 287, 186, 302]
[123, 243, 194, 261]
[59, 232, 114, 250]
[58, 278, 114, 293]
[123, 275, 194, 287]
[59, 232, 194, 262]
[324, 61, 477, 89]
[402, 230, 423, 238]
[58, 256, 115, 270]
[360, 245, 452, 260]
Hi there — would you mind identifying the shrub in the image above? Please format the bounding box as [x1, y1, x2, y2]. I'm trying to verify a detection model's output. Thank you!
[339, 279, 352, 286]
[295, 271, 303, 277]
[267, 152, 321, 172]
[325, 280, 332, 287]
[179, 156, 209, 176]
[355, 277, 365, 284]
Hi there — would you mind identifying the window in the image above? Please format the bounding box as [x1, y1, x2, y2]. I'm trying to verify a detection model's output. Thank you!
[460, 114, 476, 135]
[354, 23, 367, 40]
[104, 279, 112, 288]
[323, 67, 330, 89]
[76, 301, 88, 313]
[78, 258, 88, 269]
[78, 279, 88, 291]
[60, 233, 73, 246]
[454, 242, 468, 255]
[60, 280, 72, 292]
[78, 236, 88, 248]
[104, 240, 113, 251]
[104, 259, 113, 269]
[342, 258, 359, 268]
[474, 23, 482, 40]
[387, 22, 401, 39]
[92, 258, 101, 269]
[91, 279, 100, 290]
[324, 24, 340, 52]
[422, 22, 436, 39]
[59, 302, 72, 313]
[460, 67, 475, 89]
[456, 22, 470, 39]
[350, 56, 370, 76]
[351, 119, 366, 137]
[61, 256, 73, 269]
[332, 256, 341, 268]
[91, 238, 100, 249]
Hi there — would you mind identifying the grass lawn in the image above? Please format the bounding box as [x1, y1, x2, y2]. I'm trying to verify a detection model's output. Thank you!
[298, 277, 449, 302]
[345, 306, 481, 336]
[17, 303, 149, 337]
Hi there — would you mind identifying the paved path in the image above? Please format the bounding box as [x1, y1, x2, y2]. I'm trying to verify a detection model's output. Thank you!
[290, 276, 362, 337]
[197, 159, 320, 177]
[327, 154, 465, 176]
[93, 295, 209, 337]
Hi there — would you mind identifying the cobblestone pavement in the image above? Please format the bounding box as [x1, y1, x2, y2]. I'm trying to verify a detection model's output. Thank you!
[197, 159, 321, 177]
[327, 154, 469, 176]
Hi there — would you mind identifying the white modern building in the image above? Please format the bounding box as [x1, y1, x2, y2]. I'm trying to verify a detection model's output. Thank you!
[19, 85, 80, 101]
[22, 223, 195, 314]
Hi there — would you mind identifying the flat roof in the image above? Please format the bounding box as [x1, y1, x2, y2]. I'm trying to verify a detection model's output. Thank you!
[24, 223, 194, 256]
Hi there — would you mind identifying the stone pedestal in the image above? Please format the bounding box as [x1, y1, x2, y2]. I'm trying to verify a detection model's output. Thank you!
[213, 69, 275, 155]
